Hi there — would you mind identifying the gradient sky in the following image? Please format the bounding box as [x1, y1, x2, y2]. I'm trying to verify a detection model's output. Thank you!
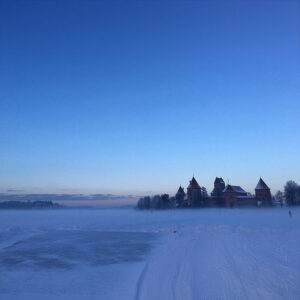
[1, 0, 299, 196]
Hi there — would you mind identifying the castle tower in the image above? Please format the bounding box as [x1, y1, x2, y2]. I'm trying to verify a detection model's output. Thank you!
[211, 177, 225, 196]
[210, 177, 226, 206]
[215, 177, 225, 190]
[255, 177, 272, 206]
[187, 177, 202, 206]
[176, 186, 185, 197]
[175, 186, 185, 207]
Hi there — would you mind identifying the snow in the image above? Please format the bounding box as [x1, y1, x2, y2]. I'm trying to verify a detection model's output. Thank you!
[0, 208, 299, 300]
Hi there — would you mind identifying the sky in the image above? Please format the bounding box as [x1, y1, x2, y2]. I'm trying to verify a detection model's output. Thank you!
[0, 0, 300, 198]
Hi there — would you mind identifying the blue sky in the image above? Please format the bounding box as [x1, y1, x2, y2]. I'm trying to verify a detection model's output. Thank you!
[0, 0, 299, 196]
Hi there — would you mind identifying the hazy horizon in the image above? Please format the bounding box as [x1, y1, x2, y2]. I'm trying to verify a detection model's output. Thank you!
[0, 175, 296, 198]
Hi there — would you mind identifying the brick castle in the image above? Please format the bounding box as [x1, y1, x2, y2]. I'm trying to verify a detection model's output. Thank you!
[175, 177, 272, 207]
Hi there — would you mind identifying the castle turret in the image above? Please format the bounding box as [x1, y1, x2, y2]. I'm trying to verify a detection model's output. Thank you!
[211, 177, 225, 197]
[175, 185, 185, 207]
[187, 177, 202, 206]
[215, 177, 225, 189]
[210, 177, 226, 206]
[176, 186, 185, 196]
[255, 178, 272, 206]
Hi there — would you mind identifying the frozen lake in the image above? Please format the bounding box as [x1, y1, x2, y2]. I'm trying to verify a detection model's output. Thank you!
[1, 231, 157, 270]
[0, 208, 299, 300]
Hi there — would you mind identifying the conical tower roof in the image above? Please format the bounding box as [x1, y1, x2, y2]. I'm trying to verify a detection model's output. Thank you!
[177, 185, 185, 194]
[255, 178, 270, 190]
[187, 177, 200, 189]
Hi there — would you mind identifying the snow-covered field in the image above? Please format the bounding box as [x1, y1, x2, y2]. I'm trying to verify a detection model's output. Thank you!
[0, 208, 299, 300]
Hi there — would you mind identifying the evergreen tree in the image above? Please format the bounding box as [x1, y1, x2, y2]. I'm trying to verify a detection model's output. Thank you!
[201, 187, 209, 205]
[169, 196, 176, 208]
[284, 181, 299, 206]
[175, 193, 184, 207]
[151, 195, 162, 209]
[274, 191, 284, 207]
[161, 194, 170, 209]
[136, 196, 151, 210]
[202, 187, 208, 199]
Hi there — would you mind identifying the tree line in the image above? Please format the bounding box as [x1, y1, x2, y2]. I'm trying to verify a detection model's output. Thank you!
[275, 180, 300, 206]
[136, 187, 209, 210]
[136, 194, 175, 210]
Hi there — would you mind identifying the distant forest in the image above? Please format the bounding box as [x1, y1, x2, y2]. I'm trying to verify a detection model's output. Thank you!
[0, 201, 63, 210]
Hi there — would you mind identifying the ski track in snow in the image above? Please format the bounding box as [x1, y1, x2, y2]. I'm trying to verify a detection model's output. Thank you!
[136, 225, 300, 300]
[135, 264, 149, 300]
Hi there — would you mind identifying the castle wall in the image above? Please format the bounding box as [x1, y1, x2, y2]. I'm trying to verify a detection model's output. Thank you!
[237, 198, 257, 207]
[255, 190, 272, 206]
[224, 192, 238, 207]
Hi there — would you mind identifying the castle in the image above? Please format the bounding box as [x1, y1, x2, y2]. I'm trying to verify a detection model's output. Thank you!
[175, 177, 272, 207]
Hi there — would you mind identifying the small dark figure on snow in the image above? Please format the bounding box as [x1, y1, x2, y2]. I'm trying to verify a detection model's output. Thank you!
[289, 210, 292, 218]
